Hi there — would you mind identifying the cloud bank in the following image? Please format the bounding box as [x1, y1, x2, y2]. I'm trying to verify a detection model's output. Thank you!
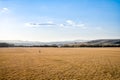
[25, 20, 86, 29]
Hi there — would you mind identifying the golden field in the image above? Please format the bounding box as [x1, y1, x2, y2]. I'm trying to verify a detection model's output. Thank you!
[0, 48, 120, 80]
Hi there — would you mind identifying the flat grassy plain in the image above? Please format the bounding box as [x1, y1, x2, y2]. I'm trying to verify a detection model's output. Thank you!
[0, 48, 120, 80]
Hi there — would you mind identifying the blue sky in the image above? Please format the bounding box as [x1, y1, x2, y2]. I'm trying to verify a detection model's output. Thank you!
[0, 0, 120, 42]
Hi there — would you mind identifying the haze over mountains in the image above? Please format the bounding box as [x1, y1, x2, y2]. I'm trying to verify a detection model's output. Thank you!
[0, 39, 120, 47]
[0, 40, 87, 46]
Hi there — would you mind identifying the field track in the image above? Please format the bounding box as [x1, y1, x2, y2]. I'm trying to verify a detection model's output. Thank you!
[0, 48, 120, 80]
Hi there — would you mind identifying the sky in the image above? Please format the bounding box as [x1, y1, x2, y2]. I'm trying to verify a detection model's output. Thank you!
[0, 0, 120, 42]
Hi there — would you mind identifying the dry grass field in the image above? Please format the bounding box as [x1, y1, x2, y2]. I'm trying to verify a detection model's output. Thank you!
[0, 48, 120, 80]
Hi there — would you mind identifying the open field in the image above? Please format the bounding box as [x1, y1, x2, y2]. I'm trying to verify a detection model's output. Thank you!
[0, 48, 120, 80]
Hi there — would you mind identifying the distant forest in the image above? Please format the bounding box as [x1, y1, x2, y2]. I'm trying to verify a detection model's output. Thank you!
[0, 43, 120, 47]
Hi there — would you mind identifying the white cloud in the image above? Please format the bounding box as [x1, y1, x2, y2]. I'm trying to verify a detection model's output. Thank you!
[64, 20, 86, 29]
[25, 23, 35, 27]
[0, 8, 9, 13]
[25, 19, 87, 29]
[66, 20, 75, 26]
[25, 21, 56, 27]
[59, 24, 65, 27]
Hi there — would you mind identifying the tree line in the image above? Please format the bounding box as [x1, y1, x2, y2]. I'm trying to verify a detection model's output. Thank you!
[0, 42, 120, 47]
[0, 43, 14, 47]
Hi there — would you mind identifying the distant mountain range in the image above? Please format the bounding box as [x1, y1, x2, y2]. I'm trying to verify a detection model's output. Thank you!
[0, 40, 88, 46]
[86, 39, 120, 45]
[0, 39, 120, 47]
